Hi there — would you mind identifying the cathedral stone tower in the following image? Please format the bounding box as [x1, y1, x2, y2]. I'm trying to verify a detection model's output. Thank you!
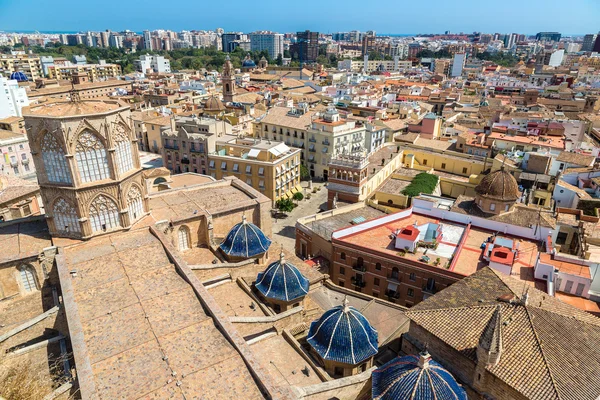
[23, 99, 149, 239]
[222, 55, 235, 103]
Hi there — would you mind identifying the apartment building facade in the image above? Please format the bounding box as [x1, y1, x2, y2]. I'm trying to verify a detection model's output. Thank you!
[161, 116, 232, 174]
[0, 129, 35, 180]
[47, 63, 122, 81]
[258, 105, 369, 180]
[208, 137, 302, 204]
[0, 77, 30, 119]
[0, 54, 43, 80]
[249, 32, 284, 59]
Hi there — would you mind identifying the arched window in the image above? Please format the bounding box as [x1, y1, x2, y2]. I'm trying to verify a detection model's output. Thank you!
[19, 265, 38, 293]
[178, 226, 190, 251]
[391, 267, 399, 280]
[114, 125, 134, 175]
[89, 195, 120, 232]
[127, 185, 144, 222]
[153, 177, 167, 185]
[75, 131, 110, 183]
[41, 133, 71, 184]
[357, 257, 364, 267]
[53, 198, 80, 234]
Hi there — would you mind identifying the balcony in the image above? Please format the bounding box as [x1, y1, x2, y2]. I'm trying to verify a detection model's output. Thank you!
[190, 147, 203, 153]
[322, 140, 330, 145]
[385, 290, 400, 299]
[351, 276, 366, 288]
[352, 264, 366, 273]
[308, 137, 316, 143]
[21, 158, 29, 165]
[164, 143, 179, 150]
[10, 161, 18, 167]
[422, 284, 437, 295]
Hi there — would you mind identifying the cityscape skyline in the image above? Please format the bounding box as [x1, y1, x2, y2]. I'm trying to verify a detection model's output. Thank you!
[0, 0, 598, 35]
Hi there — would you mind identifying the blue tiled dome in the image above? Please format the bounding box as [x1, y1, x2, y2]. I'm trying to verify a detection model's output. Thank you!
[10, 71, 28, 82]
[372, 352, 467, 400]
[307, 298, 378, 365]
[219, 215, 271, 259]
[256, 251, 309, 302]
[242, 59, 256, 68]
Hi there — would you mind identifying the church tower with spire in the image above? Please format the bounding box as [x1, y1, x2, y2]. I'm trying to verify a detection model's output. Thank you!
[222, 55, 235, 103]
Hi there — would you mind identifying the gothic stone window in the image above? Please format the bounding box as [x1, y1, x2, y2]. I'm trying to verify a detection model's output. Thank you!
[89, 195, 120, 233]
[53, 198, 80, 234]
[41, 133, 72, 184]
[127, 185, 144, 222]
[178, 226, 190, 251]
[114, 124, 135, 175]
[19, 265, 38, 293]
[75, 131, 110, 183]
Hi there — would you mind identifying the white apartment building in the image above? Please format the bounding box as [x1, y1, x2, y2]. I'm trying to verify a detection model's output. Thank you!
[451, 53, 466, 77]
[336, 59, 412, 72]
[135, 55, 171, 74]
[249, 32, 284, 59]
[0, 77, 30, 119]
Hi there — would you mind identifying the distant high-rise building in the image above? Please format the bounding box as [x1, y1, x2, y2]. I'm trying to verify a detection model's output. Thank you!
[222, 32, 246, 52]
[362, 34, 376, 56]
[100, 31, 110, 48]
[582, 34, 598, 52]
[296, 30, 319, 63]
[143, 30, 153, 50]
[593, 35, 600, 53]
[249, 32, 284, 59]
[536, 32, 561, 42]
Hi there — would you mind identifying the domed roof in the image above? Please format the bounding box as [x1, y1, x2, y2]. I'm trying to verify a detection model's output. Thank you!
[307, 297, 378, 365]
[475, 168, 519, 201]
[372, 352, 467, 400]
[219, 215, 271, 258]
[204, 95, 225, 111]
[256, 251, 309, 302]
[242, 55, 256, 68]
[10, 71, 28, 82]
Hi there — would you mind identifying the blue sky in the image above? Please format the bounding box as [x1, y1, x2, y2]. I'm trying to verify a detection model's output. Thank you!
[0, 0, 598, 34]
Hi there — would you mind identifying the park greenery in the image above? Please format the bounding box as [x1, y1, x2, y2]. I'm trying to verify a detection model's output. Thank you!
[401, 173, 439, 197]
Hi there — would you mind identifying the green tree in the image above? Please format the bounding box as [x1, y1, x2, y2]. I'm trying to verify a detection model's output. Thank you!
[276, 198, 295, 213]
[276, 54, 283, 66]
[300, 164, 310, 181]
[293, 192, 304, 202]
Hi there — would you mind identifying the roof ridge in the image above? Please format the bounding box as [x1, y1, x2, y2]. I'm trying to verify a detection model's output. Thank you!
[406, 303, 498, 315]
[522, 305, 562, 400]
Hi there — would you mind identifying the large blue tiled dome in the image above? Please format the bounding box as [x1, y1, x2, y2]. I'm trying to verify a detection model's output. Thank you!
[256, 251, 309, 302]
[219, 215, 271, 259]
[10, 71, 28, 82]
[372, 352, 467, 400]
[307, 298, 378, 365]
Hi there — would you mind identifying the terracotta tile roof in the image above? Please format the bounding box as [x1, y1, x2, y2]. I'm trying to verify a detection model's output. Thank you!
[0, 175, 40, 205]
[259, 106, 315, 131]
[407, 267, 600, 400]
[556, 151, 595, 166]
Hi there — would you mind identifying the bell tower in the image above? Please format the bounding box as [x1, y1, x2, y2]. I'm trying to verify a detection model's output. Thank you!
[222, 55, 235, 103]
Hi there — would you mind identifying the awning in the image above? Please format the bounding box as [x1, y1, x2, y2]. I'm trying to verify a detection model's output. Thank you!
[248, 148, 260, 158]
[387, 282, 398, 291]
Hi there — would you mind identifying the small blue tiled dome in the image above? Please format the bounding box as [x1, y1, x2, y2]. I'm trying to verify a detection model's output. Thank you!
[10, 71, 28, 82]
[242, 59, 256, 68]
[256, 251, 309, 302]
[372, 352, 467, 400]
[219, 215, 271, 259]
[307, 298, 378, 365]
